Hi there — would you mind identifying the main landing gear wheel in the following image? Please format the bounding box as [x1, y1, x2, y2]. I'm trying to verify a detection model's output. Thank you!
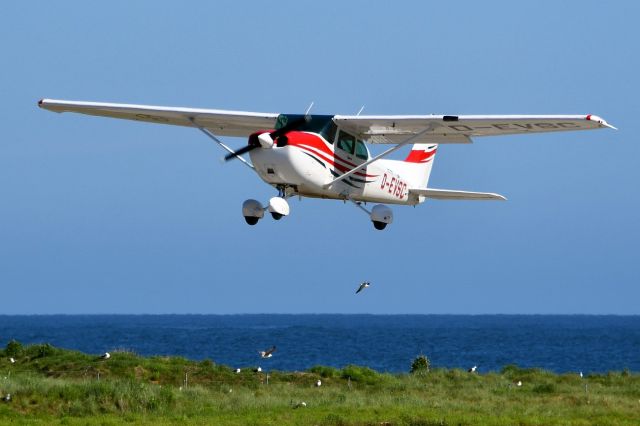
[372, 221, 387, 230]
[242, 199, 264, 225]
[370, 204, 393, 231]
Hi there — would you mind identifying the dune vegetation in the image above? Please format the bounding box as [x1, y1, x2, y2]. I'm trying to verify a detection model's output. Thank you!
[0, 342, 638, 425]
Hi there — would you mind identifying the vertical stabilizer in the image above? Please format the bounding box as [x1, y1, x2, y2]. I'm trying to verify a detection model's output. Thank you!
[402, 143, 438, 188]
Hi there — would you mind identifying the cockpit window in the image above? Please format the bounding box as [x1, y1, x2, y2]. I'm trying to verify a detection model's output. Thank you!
[274, 114, 336, 144]
[337, 130, 355, 154]
[355, 140, 368, 160]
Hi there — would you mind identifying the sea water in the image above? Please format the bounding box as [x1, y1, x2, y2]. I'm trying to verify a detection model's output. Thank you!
[1, 315, 638, 373]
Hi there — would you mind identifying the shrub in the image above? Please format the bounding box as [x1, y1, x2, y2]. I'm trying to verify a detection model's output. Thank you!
[308, 365, 340, 378]
[341, 365, 381, 385]
[36, 343, 56, 358]
[410, 355, 431, 374]
[5, 339, 23, 357]
[532, 383, 556, 394]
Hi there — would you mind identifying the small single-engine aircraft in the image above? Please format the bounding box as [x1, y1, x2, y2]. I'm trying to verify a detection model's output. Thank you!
[39, 99, 614, 230]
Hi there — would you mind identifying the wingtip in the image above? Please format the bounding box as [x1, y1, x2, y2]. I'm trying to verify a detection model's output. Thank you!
[586, 114, 617, 130]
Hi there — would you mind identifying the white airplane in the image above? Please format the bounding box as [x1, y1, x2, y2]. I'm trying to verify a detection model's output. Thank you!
[38, 99, 615, 230]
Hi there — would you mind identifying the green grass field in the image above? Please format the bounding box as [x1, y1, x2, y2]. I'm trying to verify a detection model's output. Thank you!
[0, 342, 638, 425]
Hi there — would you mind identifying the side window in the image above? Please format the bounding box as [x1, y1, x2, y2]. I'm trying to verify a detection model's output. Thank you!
[337, 131, 355, 154]
[355, 140, 368, 160]
[321, 121, 337, 144]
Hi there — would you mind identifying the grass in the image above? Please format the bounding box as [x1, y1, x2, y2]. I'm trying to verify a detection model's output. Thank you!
[0, 342, 639, 425]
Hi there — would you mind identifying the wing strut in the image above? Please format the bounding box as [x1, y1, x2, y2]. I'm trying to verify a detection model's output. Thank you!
[323, 123, 437, 188]
[188, 117, 255, 170]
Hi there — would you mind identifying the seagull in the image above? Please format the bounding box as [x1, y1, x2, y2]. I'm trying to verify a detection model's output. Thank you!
[355, 281, 370, 294]
[259, 346, 276, 359]
[515, 380, 522, 387]
[9, 358, 15, 364]
[253, 366, 262, 373]
[579, 371, 583, 378]
[293, 401, 307, 409]
[100, 352, 111, 360]
[2, 394, 10, 402]
[315, 379, 322, 387]
[467, 365, 477, 373]
[235, 368, 241, 373]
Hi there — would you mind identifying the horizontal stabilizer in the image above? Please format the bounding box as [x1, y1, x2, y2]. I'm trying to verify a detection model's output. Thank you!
[409, 188, 506, 201]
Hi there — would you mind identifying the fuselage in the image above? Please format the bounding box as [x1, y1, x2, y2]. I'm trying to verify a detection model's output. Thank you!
[249, 130, 421, 205]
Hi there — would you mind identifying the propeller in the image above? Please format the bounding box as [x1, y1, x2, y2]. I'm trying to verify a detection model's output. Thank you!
[224, 115, 311, 162]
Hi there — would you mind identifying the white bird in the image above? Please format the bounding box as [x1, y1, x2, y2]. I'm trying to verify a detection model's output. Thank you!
[468, 365, 477, 373]
[355, 281, 370, 294]
[100, 352, 111, 360]
[579, 371, 583, 378]
[259, 346, 276, 359]
[315, 379, 322, 387]
[516, 380, 522, 387]
[2, 394, 10, 402]
[293, 401, 307, 409]
[254, 366, 262, 373]
[9, 358, 15, 364]
[235, 368, 241, 373]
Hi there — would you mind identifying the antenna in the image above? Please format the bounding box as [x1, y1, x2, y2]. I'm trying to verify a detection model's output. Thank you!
[356, 105, 365, 116]
[304, 101, 314, 115]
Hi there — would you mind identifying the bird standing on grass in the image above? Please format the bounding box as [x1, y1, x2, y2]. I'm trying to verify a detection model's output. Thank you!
[355, 281, 370, 294]
[468, 365, 477, 373]
[235, 368, 241, 373]
[259, 346, 276, 359]
[315, 379, 322, 387]
[2, 394, 10, 403]
[100, 352, 111, 360]
[9, 358, 15, 364]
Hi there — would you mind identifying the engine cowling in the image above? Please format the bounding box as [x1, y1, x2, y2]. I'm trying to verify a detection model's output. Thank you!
[370, 204, 393, 230]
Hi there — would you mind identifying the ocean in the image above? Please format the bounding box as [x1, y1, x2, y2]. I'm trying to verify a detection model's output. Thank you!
[1, 315, 638, 374]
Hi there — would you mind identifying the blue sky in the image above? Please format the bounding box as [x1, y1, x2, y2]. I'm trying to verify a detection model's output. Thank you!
[1, 1, 638, 314]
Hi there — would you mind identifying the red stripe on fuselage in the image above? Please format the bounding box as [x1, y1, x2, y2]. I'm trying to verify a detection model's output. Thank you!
[288, 132, 377, 178]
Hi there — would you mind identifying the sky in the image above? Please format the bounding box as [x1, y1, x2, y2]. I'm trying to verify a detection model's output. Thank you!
[1, 1, 638, 314]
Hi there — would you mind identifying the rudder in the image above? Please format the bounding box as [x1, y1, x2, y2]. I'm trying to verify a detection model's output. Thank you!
[402, 143, 438, 188]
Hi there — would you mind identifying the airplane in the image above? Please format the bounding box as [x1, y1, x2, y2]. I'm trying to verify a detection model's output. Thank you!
[38, 99, 615, 230]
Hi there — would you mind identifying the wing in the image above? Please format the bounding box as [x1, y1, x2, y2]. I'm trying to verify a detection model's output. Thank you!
[38, 99, 279, 137]
[333, 114, 615, 144]
[410, 188, 507, 201]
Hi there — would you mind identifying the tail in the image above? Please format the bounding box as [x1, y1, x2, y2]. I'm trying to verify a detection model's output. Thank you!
[401, 143, 438, 188]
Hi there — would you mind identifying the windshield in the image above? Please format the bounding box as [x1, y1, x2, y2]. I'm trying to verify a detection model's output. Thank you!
[275, 114, 336, 143]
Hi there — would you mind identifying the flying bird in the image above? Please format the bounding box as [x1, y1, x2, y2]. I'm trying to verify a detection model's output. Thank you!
[355, 281, 370, 294]
[467, 365, 477, 373]
[259, 346, 276, 359]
